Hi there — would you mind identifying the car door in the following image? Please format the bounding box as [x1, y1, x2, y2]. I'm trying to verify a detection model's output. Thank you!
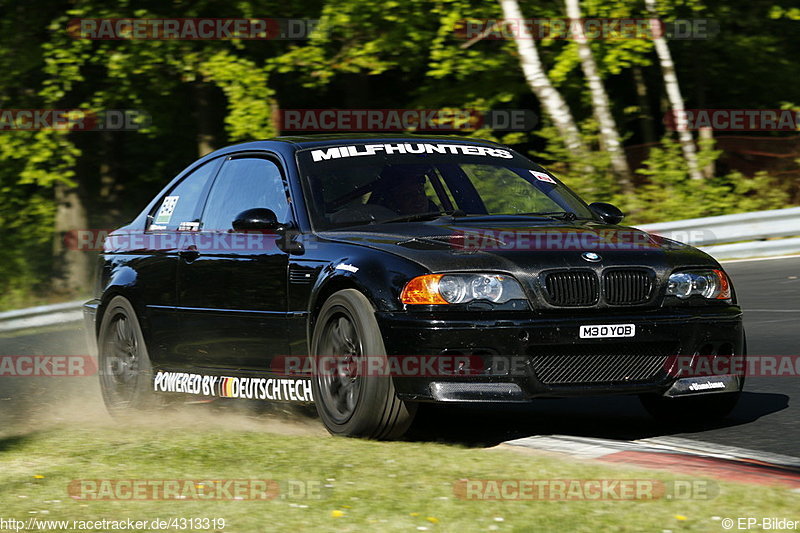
[174, 154, 292, 371]
[140, 158, 222, 365]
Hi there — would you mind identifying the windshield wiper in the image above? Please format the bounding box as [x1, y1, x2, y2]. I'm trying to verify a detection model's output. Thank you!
[376, 209, 467, 224]
[518, 211, 579, 221]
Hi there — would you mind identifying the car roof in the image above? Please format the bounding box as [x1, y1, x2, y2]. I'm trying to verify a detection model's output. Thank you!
[205, 134, 506, 158]
[132, 134, 515, 235]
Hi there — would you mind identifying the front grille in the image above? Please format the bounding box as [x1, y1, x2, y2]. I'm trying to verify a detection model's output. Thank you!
[543, 271, 599, 306]
[541, 268, 656, 307]
[604, 269, 654, 305]
[529, 343, 678, 385]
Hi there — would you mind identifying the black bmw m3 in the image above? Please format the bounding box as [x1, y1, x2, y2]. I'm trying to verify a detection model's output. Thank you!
[84, 135, 745, 439]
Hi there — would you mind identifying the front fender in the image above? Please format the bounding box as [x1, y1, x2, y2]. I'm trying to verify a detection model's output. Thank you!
[305, 248, 428, 343]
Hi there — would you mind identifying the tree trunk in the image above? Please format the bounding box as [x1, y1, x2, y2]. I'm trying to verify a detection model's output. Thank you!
[52, 180, 91, 295]
[498, 0, 586, 156]
[564, 0, 634, 194]
[699, 126, 715, 178]
[194, 81, 216, 157]
[99, 131, 123, 224]
[271, 98, 282, 136]
[644, 0, 704, 180]
[632, 66, 656, 145]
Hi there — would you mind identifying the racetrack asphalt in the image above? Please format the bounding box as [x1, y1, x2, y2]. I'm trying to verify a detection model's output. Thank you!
[1, 256, 798, 456]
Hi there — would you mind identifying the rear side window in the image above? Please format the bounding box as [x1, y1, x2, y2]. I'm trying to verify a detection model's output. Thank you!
[201, 157, 290, 232]
[150, 160, 219, 231]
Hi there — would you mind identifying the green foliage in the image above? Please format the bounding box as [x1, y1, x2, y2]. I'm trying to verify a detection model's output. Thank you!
[533, 121, 623, 208]
[0, 0, 798, 308]
[630, 137, 790, 224]
[533, 128, 791, 226]
[200, 51, 276, 141]
[0, 130, 81, 310]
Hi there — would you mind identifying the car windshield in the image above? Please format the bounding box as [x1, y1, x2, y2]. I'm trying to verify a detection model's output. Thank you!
[296, 141, 595, 230]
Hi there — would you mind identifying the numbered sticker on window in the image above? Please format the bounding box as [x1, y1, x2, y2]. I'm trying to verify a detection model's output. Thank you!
[154, 196, 179, 225]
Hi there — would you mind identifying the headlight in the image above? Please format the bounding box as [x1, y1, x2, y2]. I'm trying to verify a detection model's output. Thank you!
[401, 273, 527, 305]
[666, 269, 731, 300]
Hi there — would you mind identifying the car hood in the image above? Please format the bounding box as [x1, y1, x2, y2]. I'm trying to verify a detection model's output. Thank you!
[317, 219, 718, 286]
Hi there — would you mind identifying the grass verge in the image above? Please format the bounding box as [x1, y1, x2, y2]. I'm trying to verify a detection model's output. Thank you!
[1, 419, 798, 532]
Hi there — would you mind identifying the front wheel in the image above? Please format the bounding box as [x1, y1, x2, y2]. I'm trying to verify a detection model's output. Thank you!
[97, 296, 158, 415]
[311, 289, 416, 439]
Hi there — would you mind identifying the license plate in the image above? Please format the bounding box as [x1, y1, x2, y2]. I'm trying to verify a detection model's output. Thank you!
[579, 324, 636, 339]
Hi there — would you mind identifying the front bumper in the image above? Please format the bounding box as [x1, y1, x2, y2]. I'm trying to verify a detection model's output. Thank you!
[376, 306, 744, 402]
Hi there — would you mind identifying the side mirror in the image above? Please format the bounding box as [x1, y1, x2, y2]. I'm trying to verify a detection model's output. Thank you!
[588, 202, 625, 225]
[232, 208, 284, 232]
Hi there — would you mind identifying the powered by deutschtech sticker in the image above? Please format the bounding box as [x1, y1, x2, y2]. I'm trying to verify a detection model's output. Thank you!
[153, 371, 314, 402]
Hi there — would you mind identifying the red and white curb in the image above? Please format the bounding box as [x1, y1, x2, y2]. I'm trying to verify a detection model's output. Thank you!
[501, 435, 800, 490]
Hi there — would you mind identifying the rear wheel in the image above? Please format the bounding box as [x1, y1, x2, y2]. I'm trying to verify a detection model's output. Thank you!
[98, 296, 158, 415]
[311, 289, 416, 439]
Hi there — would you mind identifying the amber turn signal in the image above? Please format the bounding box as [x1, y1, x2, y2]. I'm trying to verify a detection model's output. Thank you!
[400, 274, 448, 305]
[713, 269, 732, 300]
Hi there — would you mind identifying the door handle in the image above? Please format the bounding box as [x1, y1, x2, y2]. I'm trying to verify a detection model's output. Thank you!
[179, 245, 200, 263]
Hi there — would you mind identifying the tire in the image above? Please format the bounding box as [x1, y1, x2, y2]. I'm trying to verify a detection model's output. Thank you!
[639, 391, 740, 425]
[311, 289, 416, 439]
[97, 296, 159, 415]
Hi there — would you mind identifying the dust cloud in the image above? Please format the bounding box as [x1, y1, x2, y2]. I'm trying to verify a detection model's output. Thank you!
[0, 324, 326, 439]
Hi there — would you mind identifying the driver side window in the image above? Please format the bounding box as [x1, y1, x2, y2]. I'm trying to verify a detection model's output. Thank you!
[201, 157, 290, 232]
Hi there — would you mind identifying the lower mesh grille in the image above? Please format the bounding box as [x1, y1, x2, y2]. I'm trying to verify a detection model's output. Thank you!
[529, 343, 678, 385]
